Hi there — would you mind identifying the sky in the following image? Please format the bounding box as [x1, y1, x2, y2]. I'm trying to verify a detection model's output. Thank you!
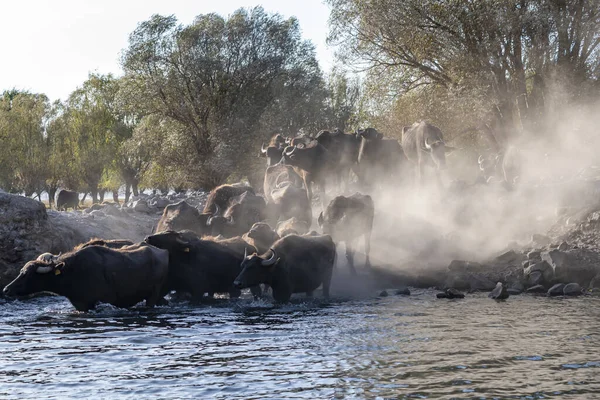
[0, 0, 334, 102]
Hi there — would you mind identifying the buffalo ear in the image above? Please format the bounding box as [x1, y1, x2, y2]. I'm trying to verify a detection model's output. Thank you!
[317, 212, 324, 227]
[55, 262, 65, 275]
[444, 145, 458, 154]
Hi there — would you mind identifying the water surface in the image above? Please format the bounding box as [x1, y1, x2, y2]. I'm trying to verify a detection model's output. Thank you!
[1, 291, 599, 399]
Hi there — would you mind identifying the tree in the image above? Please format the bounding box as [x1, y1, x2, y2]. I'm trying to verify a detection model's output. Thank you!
[327, 0, 600, 144]
[0, 90, 49, 197]
[121, 7, 324, 189]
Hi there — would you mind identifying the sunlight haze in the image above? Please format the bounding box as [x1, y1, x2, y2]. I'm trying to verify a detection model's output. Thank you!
[0, 0, 333, 102]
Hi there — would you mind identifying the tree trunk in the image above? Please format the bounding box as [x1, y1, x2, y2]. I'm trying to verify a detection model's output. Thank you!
[125, 184, 132, 204]
[99, 191, 105, 203]
[112, 190, 120, 204]
[90, 185, 99, 204]
[132, 181, 139, 197]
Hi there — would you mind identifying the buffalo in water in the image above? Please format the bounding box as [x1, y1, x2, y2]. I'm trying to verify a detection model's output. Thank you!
[3, 243, 169, 311]
[234, 233, 336, 303]
[401, 121, 455, 185]
[318, 193, 374, 274]
[355, 128, 408, 191]
[56, 189, 79, 211]
[144, 230, 261, 300]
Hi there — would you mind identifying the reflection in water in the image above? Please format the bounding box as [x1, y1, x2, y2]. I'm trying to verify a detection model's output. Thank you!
[0, 293, 600, 398]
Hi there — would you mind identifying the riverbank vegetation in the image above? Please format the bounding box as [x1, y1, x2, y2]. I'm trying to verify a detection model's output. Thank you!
[1, 1, 598, 204]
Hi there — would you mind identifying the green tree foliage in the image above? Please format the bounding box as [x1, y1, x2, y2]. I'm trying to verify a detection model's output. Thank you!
[0, 90, 50, 197]
[121, 7, 326, 189]
[328, 0, 600, 146]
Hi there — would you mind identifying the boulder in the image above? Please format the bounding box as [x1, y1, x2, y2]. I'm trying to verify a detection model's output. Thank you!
[558, 242, 569, 251]
[395, 287, 411, 296]
[563, 283, 582, 296]
[547, 283, 566, 297]
[379, 290, 389, 297]
[526, 284, 547, 294]
[488, 282, 509, 300]
[527, 250, 541, 260]
[438, 288, 465, 299]
[507, 288, 522, 295]
[541, 249, 598, 286]
[89, 210, 105, 218]
[132, 200, 153, 214]
[102, 204, 122, 217]
[524, 260, 554, 287]
[0, 193, 73, 291]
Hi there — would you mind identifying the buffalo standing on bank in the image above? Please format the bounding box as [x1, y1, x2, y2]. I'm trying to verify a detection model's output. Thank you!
[318, 193, 374, 274]
[56, 189, 79, 211]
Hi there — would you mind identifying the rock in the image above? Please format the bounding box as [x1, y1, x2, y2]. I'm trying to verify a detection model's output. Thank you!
[541, 249, 598, 285]
[488, 282, 509, 300]
[547, 283, 566, 297]
[154, 198, 170, 209]
[526, 284, 547, 294]
[436, 292, 448, 299]
[496, 250, 518, 263]
[89, 210, 105, 218]
[588, 274, 600, 290]
[132, 200, 153, 214]
[395, 287, 411, 296]
[0, 193, 73, 291]
[508, 280, 525, 294]
[563, 283, 582, 296]
[379, 290, 389, 297]
[524, 260, 554, 287]
[102, 204, 122, 217]
[507, 288, 522, 295]
[558, 242, 569, 251]
[522, 260, 531, 268]
[445, 288, 465, 299]
[532, 234, 551, 247]
[527, 250, 541, 260]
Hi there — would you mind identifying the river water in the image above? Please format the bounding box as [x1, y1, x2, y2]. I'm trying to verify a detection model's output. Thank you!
[1, 291, 599, 399]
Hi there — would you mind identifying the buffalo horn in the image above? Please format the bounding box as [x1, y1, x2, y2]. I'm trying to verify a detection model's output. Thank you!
[261, 143, 268, 154]
[261, 248, 278, 266]
[36, 265, 54, 274]
[284, 146, 296, 156]
[214, 204, 220, 216]
[244, 247, 248, 259]
[478, 155, 484, 164]
[175, 237, 188, 246]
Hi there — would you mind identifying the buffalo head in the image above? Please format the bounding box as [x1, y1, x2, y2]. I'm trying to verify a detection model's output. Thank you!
[233, 248, 280, 288]
[3, 259, 65, 298]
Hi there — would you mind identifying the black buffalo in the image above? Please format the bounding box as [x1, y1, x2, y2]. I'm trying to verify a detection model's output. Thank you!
[276, 217, 310, 238]
[207, 191, 268, 238]
[3, 243, 169, 311]
[56, 189, 79, 211]
[144, 230, 260, 300]
[242, 222, 280, 254]
[355, 128, 408, 190]
[318, 193, 374, 275]
[401, 121, 456, 185]
[314, 129, 361, 191]
[260, 134, 287, 167]
[75, 238, 135, 250]
[282, 139, 334, 207]
[202, 184, 256, 215]
[234, 234, 336, 302]
[156, 201, 211, 236]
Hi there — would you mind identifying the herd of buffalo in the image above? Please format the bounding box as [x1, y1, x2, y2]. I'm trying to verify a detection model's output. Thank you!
[3, 122, 520, 311]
